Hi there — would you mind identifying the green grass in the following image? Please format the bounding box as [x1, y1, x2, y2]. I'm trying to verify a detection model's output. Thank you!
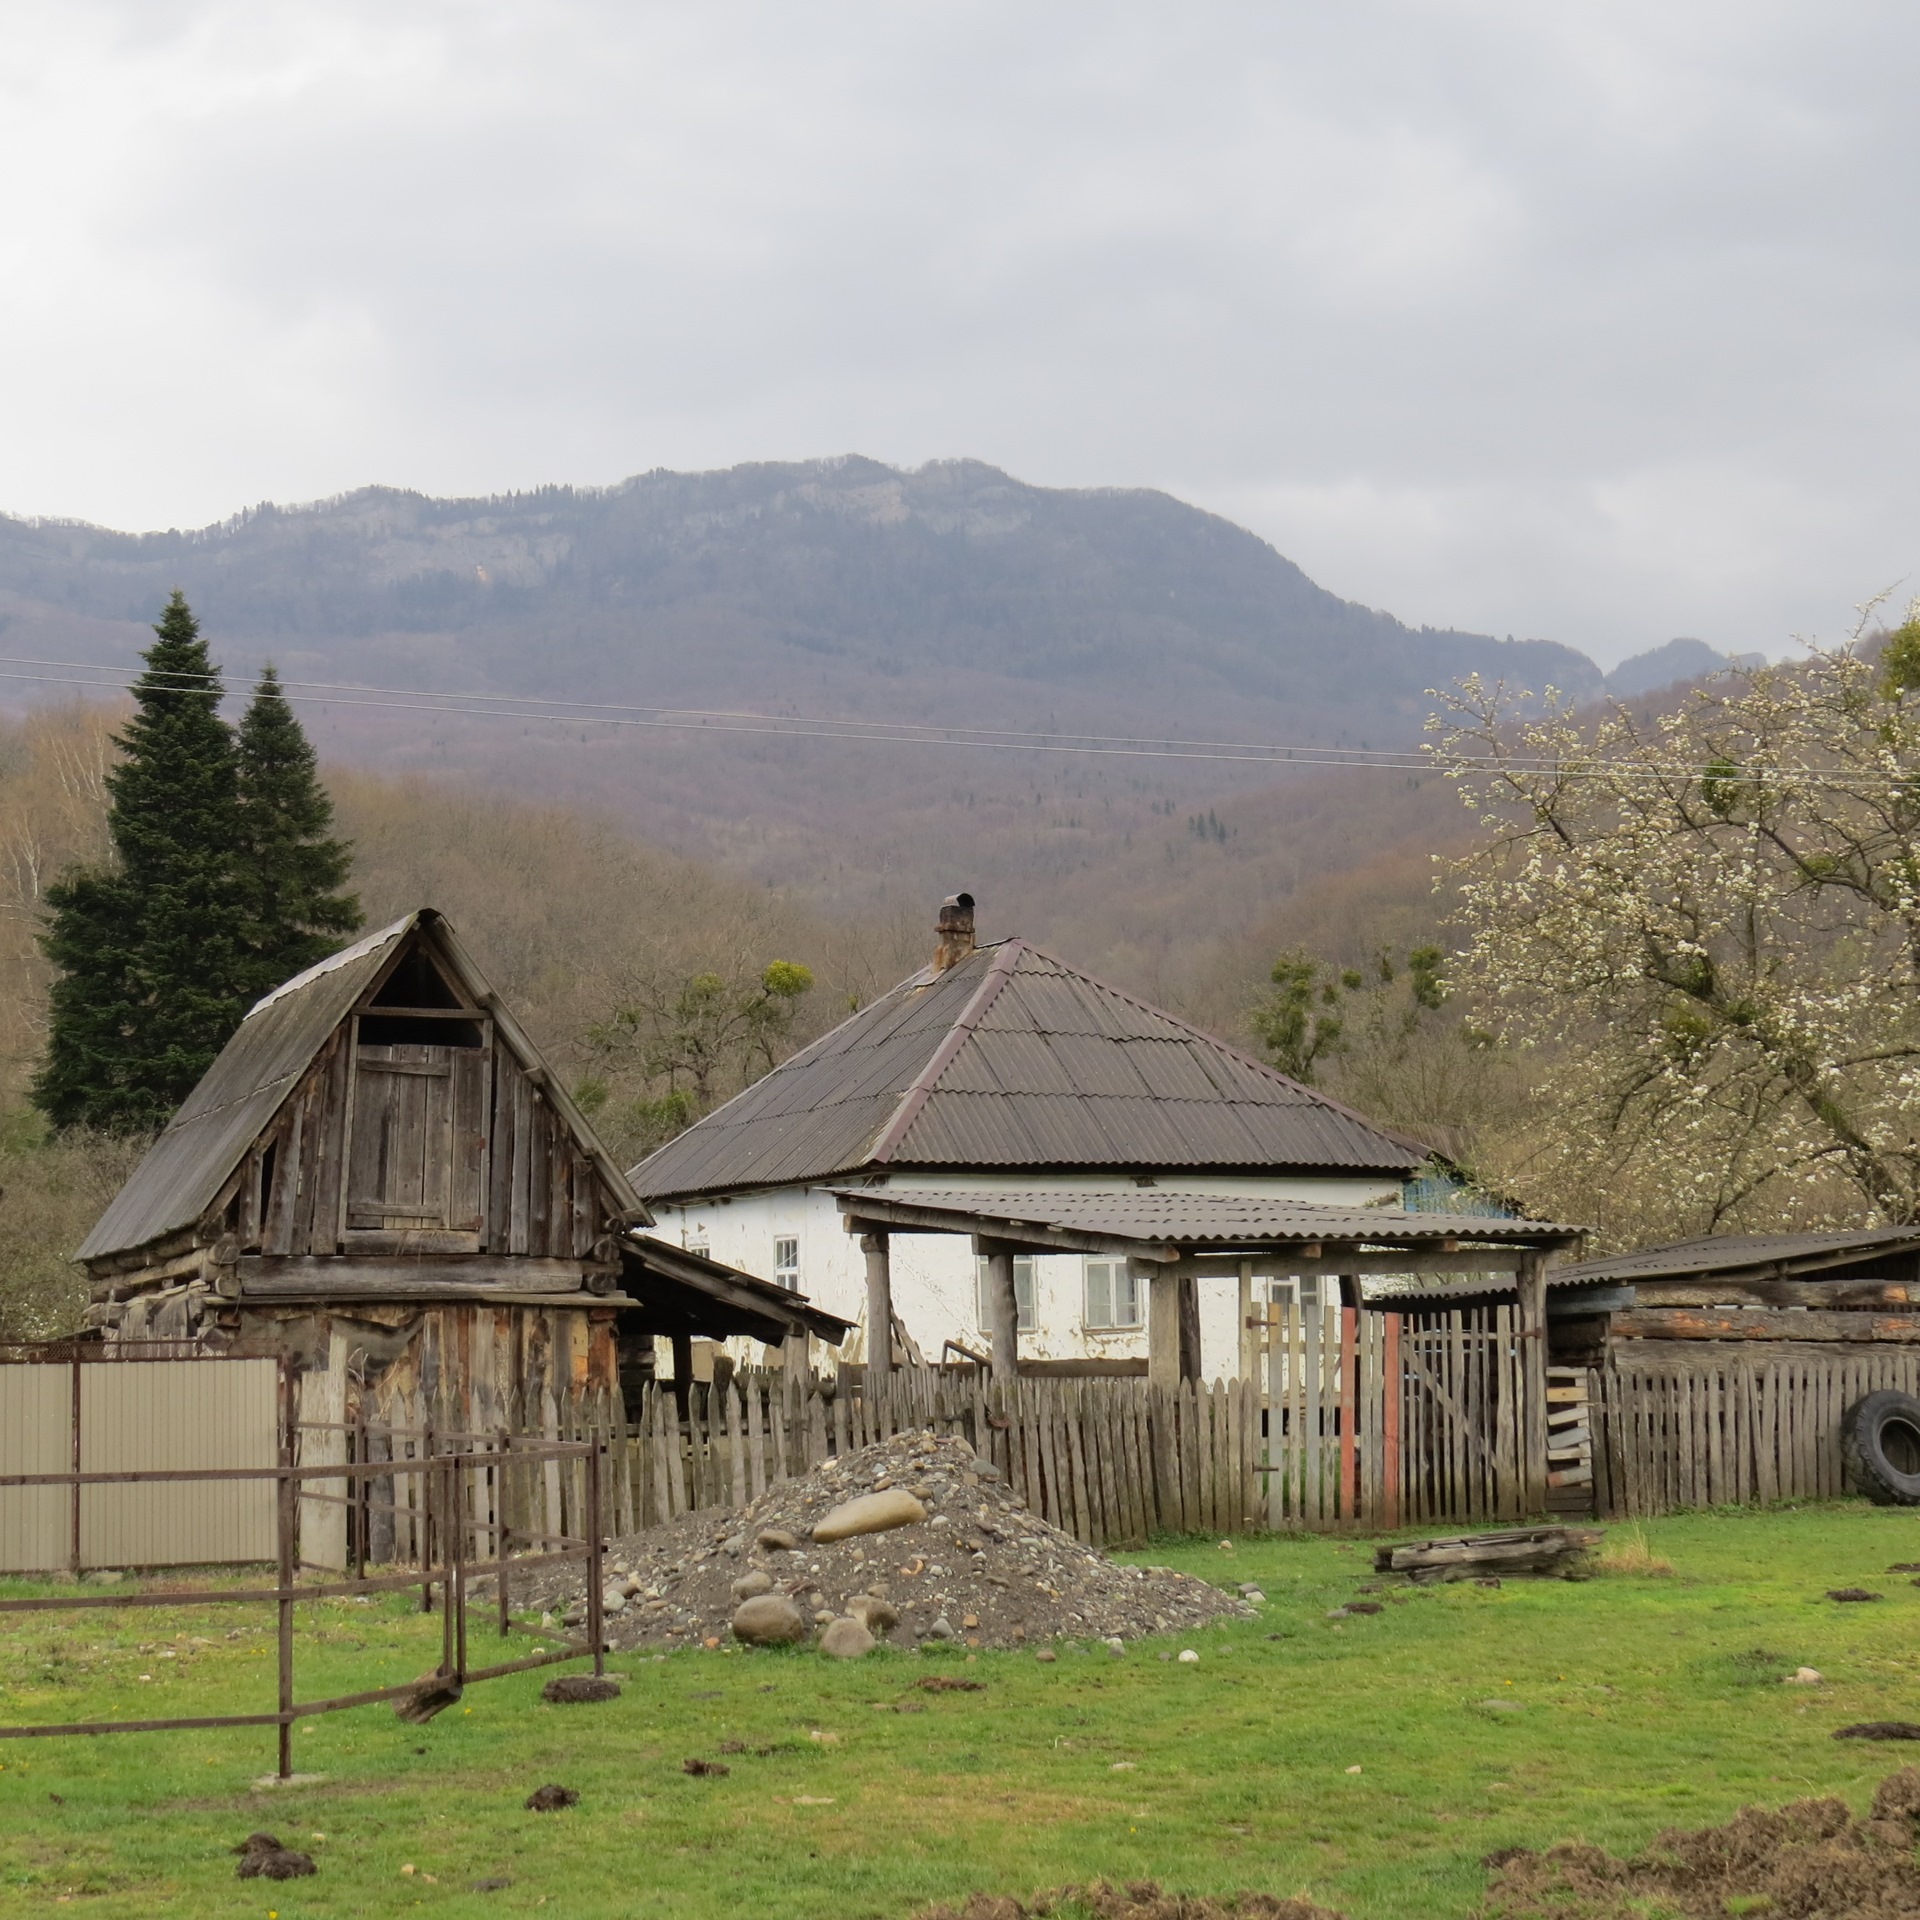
[4, 1503, 1920, 1918]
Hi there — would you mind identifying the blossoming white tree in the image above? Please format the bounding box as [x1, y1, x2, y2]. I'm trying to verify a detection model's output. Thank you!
[1435, 624, 1920, 1244]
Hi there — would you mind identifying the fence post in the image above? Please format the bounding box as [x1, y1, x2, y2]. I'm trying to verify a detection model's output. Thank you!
[68, 1350, 82, 1577]
[1382, 1313, 1402, 1531]
[497, 1427, 512, 1639]
[585, 1440, 606, 1678]
[1338, 1305, 1359, 1523]
[276, 1362, 296, 1781]
[451, 1445, 467, 1685]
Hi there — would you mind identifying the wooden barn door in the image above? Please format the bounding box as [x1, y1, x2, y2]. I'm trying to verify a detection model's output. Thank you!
[346, 1043, 489, 1236]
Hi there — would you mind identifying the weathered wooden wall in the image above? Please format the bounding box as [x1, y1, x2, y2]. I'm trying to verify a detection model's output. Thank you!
[230, 1030, 609, 1261]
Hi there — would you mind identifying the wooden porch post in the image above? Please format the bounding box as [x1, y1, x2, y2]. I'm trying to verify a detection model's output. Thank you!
[670, 1333, 694, 1423]
[861, 1232, 894, 1375]
[1147, 1265, 1182, 1394]
[978, 1236, 1020, 1384]
[1237, 1259, 1257, 1386]
[1517, 1250, 1551, 1514]
[1178, 1272, 1202, 1384]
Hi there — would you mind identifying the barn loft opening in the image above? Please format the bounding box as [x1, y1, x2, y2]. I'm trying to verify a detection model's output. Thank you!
[360, 943, 485, 1047]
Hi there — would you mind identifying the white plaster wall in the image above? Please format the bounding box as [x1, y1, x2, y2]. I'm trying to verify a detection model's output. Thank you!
[644, 1170, 1400, 1380]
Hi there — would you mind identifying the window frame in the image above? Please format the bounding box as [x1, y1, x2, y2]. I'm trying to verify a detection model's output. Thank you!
[975, 1252, 1036, 1334]
[773, 1235, 800, 1291]
[1083, 1256, 1142, 1330]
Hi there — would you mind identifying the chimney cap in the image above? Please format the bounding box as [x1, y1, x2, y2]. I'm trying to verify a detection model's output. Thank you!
[940, 892, 975, 917]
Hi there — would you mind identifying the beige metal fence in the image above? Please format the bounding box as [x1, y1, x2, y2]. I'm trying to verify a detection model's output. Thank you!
[0, 1350, 278, 1573]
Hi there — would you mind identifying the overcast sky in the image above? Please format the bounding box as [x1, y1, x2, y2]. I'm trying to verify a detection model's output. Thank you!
[4, 2, 1916, 666]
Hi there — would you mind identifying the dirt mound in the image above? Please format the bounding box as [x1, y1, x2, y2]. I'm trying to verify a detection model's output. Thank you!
[918, 1882, 1341, 1919]
[532, 1429, 1248, 1652]
[1482, 1767, 1920, 1919]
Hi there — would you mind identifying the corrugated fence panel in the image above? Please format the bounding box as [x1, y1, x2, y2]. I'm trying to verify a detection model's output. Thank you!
[0, 1366, 72, 1573]
[81, 1360, 277, 1567]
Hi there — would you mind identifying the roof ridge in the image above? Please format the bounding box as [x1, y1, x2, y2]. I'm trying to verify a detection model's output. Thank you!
[246, 911, 418, 1017]
[867, 940, 1027, 1164]
[1002, 940, 1433, 1156]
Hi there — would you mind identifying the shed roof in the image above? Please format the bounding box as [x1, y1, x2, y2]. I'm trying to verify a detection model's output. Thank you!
[630, 940, 1426, 1202]
[78, 909, 650, 1263]
[830, 1185, 1580, 1261]
[1548, 1228, 1920, 1288]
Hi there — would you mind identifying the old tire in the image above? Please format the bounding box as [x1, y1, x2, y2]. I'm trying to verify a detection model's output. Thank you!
[1842, 1391, 1920, 1505]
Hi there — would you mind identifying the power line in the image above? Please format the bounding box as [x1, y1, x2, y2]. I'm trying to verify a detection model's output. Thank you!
[0, 655, 1910, 789]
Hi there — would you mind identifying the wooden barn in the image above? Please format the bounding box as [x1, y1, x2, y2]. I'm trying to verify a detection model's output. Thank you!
[75, 909, 846, 1430]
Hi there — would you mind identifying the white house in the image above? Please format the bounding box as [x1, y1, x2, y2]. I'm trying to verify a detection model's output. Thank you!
[629, 895, 1428, 1379]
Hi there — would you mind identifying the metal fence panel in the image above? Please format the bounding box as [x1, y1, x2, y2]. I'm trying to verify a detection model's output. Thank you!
[79, 1360, 277, 1567]
[0, 1367, 72, 1573]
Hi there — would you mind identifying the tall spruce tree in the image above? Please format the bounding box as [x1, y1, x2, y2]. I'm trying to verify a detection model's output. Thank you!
[33, 592, 250, 1131]
[235, 665, 362, 996]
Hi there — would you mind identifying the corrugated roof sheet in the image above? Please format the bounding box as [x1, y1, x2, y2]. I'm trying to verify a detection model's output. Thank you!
[629, 940, 1429, 1201]
[78, 909, 650, 1262]
[834, 1186, 1580, 1248]
[77, 916, 415, 1262]
[1550, 1228, 1920, 1287]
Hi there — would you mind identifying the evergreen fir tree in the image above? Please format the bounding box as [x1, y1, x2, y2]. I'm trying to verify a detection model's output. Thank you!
[234, 665, 362, 995]
[32, 592, 249, 1131]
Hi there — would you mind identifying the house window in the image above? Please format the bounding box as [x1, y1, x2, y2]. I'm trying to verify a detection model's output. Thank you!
[976, 1253, 1036, 1333]
[773, 1236, 800, 1291]
[1083, 1257, 1141, 1329]
[685, 1237, 710, 1262]
[1268, 1276, 1330, 1313]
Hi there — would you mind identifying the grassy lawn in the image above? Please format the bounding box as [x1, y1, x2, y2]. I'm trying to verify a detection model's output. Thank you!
[3, 1502, 1920, 1918]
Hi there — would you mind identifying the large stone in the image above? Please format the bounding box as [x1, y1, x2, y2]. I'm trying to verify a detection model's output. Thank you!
[846, 1595, 899, 1637]
[818, 1617, 876, 1659]
[756, 1528, 798, 1552]
[731, 1595, 808, 1646]
[811, 1488, 927, 1544]
[731, 1570, 773, 1601]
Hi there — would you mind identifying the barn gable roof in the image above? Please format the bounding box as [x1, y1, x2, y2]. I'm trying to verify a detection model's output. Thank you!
[628, 938, 1425, 1203]
[77, 909, 649, 1263]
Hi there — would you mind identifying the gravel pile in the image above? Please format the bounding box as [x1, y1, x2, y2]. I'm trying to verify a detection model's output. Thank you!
[528, 1429, 1251, 1652]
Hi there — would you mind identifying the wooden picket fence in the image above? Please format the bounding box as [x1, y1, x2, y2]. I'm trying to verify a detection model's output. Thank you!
[1598, 1345, 1920, 1516]
[336, 1367, 1276, 1563]
[312, 1311, 1920, 1565]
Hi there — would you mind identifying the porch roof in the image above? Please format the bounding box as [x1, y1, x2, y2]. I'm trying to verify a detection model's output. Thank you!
[828, 1185, 1582, 1268]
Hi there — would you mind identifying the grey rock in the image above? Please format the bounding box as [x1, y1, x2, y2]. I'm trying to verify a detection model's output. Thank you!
[846, 1595, 899, 1636]
[731, 1570, 773, 1601]
[818, 1617, 877, 1659]
[756, 1529, 798, 1552]
[601, 1589, 627, 1615]
[731, 1595, 808, 1646]
[923, 1615, 958, 1642]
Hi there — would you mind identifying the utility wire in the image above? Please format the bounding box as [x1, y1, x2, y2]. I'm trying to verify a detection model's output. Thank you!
[0, 655, 1910, 789]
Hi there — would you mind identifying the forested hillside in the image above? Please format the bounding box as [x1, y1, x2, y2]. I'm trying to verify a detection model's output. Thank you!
[0, 458, 1605, 952]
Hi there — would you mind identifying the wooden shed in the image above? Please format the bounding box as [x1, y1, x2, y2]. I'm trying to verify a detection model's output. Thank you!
[76, 909, 845, 1427]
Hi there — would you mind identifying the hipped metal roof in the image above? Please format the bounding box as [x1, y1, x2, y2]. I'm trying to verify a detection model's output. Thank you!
[830, 1185, 1580, 1262]
[78, 910, 651, 1263]
[629, 939, 1427, 1202]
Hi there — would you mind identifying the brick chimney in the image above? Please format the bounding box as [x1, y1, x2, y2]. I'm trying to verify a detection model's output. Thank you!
[933, 892, 976, 973]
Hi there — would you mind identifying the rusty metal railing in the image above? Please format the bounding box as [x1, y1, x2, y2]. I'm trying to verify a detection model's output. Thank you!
[0, 1406, 607, 1778]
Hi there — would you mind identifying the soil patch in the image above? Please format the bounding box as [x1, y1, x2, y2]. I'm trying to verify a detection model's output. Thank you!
[1482, 1766, 1920, 1919]
[529, 1430, 1248, 1651]
[918, 1883, 1341, 1919]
